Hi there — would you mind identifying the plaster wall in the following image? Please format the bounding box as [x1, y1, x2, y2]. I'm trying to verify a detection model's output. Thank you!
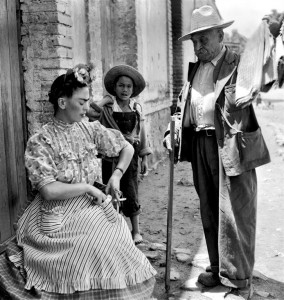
[87, 0, 104, 101]
[136, 0, 172, 163]
[70, 0, 87, 65]
[136, 0, 172, 114]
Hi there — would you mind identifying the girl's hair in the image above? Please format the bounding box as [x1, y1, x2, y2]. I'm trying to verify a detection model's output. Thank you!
[48, 64, 94, 112]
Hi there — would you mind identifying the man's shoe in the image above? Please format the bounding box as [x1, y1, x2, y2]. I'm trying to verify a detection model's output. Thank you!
[224, 286, 254, 300]
[197, 272, 220, 287]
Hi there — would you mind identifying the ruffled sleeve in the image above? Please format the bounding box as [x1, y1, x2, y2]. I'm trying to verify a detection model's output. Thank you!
[25, 132, 58, 191]
[91, 121, 129, 157]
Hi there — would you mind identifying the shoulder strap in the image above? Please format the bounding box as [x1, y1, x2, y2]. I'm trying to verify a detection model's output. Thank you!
[216, 104, 242, 134]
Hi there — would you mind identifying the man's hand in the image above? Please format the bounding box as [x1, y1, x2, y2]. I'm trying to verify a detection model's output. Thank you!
[163, 134, 173, 151]
[278, 56, 284, 88]
[262, 13, 284, 38]
[235, 88, 259, 109]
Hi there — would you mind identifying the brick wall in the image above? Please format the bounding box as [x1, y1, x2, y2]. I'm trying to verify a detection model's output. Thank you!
[167, 0, 173, 108]
[171, 1, 183, 111]
[21, 0, 74, 135]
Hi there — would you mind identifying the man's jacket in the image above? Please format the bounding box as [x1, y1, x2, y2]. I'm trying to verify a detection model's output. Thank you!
[178, 47, 270, 176]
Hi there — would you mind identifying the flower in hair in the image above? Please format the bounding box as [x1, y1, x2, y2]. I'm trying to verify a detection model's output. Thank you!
[73, 65, 90, 84]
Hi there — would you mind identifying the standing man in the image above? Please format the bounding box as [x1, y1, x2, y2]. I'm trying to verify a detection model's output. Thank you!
[164, 5, 270, 300]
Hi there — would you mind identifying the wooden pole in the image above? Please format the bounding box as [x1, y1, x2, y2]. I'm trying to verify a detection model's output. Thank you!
[165, 116, 175, 293]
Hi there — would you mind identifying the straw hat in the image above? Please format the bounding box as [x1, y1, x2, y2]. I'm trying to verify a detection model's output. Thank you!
[179, 5, 234, 41]
[104, 65, 146, 98]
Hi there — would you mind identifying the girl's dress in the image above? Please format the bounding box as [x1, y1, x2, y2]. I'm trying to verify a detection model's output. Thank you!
[3, 118, 156, 300]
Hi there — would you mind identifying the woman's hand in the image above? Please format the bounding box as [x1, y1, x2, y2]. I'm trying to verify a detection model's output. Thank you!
[87, 185, 108, 206]
[105, 169, 122, 200]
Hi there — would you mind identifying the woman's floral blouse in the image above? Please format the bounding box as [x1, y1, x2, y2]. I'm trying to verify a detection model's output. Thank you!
[25, 118, 128, 191]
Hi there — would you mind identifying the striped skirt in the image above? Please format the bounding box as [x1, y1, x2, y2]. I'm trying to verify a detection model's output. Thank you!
[15, 194, 156, 299]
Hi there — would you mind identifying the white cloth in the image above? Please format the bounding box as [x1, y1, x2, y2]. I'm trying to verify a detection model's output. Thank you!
[236, 20, 276, 100]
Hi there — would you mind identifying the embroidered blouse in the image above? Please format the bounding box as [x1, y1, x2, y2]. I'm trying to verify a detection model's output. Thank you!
[25, 118, 128, 191]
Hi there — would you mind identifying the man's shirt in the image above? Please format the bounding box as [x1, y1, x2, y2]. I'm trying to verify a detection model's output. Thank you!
[190, 46, 226, 130]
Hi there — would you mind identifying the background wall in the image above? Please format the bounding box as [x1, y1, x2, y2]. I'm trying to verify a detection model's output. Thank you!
[20, 0, 174, 164]
[136, 0, 172, 162]
[21, 0, 74, 134]
[71, 0, 87, 65]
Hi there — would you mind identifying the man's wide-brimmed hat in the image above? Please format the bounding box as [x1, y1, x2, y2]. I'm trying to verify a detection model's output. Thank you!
[179, 5, 234, 41]
[104, 65, 146, 98]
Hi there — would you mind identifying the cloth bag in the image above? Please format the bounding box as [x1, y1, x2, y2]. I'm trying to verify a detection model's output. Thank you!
[218, 104, 270, 173]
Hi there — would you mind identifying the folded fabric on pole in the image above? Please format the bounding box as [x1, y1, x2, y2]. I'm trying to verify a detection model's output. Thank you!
[236, 20, 276, 101]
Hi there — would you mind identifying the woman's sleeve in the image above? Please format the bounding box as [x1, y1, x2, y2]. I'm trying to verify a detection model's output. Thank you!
[25, 132, 58, 191]
[91, 121, 129, 157]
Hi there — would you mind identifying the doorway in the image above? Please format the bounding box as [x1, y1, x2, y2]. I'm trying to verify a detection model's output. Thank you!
[0, 0, 28, 244]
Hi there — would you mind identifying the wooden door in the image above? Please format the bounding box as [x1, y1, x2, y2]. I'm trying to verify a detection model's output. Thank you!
[0, 0, 27, 244]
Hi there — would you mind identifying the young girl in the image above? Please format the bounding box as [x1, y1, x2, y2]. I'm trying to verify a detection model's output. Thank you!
[89, 65, 152, 245]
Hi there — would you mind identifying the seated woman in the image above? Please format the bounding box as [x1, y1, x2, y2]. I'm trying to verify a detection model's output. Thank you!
[0, 64, 156, 300]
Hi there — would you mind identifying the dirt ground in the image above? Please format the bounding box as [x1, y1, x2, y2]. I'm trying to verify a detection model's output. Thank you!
[133, 98, 284, 300]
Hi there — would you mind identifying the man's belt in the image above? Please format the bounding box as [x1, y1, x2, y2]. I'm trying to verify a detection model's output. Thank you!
[193, 128, 215, 137]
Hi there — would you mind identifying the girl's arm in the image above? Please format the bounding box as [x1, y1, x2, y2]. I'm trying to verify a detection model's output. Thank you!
[138, 120, 152, 157]
[141, 155, 148, 175]
[87, 95, 114, 121]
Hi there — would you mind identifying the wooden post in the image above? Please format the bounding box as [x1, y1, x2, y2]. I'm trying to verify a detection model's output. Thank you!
[165, 116, 175, 293]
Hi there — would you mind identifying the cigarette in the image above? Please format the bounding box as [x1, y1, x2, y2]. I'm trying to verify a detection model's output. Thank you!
[119, 198, 127, 201]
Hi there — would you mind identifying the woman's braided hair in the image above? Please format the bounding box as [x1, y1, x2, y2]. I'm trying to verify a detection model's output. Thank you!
[48, 63, 95, 112]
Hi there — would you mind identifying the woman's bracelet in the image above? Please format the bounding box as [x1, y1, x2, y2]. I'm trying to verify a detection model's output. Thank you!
[114, 167, 124, 175]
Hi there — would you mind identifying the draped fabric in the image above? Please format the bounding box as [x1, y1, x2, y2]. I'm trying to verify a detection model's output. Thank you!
[236, 20, 277, 100]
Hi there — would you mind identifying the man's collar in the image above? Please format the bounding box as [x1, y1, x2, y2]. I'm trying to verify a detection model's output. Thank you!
[211, 46, 226, 66]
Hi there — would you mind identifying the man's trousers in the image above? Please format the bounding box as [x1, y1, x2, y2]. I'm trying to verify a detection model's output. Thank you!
[191, 131, 257, 288]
